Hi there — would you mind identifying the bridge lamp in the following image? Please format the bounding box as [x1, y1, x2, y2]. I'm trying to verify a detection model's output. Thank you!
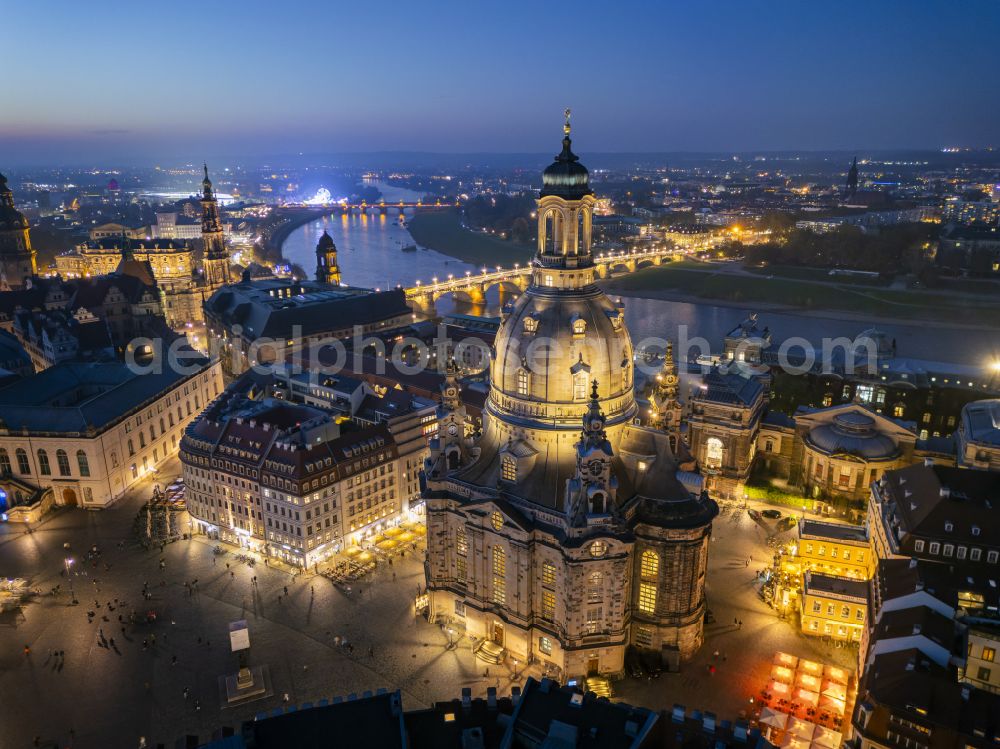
[481, 268, 488, 274]
[432, 277, 438, 283]
[465, 271, 471, 277]
[495, 266, 501, 272]
[415, 280, 421, 287]
[448, 274, 453, 280]
[514, 263, 520, 270]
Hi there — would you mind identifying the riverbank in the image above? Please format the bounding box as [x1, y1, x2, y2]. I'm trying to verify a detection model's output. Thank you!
[603, 264, 1000, 331]
[407, 209, 533, 267]
[264, 208, 330, 258]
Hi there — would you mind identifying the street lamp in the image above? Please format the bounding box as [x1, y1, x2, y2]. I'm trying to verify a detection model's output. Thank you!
[512, 657, 520, 680]
[64, 557, 78, 605]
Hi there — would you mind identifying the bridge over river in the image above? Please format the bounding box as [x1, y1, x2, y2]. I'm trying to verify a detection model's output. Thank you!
[400, 247, 680, 316]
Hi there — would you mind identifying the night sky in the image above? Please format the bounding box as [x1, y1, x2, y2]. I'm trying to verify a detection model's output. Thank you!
[3, 0, 998, 164]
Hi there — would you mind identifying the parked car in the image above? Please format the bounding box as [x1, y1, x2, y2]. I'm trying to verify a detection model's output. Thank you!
[638, 650, 662, 678]
[625, 651, 645, 679]
[761, 509, 782, 519]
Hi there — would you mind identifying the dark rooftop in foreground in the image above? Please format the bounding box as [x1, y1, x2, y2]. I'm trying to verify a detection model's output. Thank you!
[196, 678, 773, 749]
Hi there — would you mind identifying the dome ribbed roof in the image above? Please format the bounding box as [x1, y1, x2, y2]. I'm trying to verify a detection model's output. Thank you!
[806, 410, 899, 460]
[316, 230, 335, 249]
[541, 135, 592, 200]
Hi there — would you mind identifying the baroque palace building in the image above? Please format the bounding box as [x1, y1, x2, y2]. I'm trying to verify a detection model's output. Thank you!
[422, 117, 718, 682]
[53, 165, 233, 328]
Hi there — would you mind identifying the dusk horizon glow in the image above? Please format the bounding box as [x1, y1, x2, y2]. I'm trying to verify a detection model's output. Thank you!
[4, 0, 999, 165]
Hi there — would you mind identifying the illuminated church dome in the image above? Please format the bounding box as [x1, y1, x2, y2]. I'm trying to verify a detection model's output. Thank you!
[422, 116, 717, 681]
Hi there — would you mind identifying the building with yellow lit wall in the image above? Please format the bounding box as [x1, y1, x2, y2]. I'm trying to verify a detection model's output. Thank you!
[792, 519, 874, 579]
[800, 571, 868, 642]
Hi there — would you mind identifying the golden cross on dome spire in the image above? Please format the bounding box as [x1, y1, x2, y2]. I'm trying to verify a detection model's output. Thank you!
[564, 108, 572, 135]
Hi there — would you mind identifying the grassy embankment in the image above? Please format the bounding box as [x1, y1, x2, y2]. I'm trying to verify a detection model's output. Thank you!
[407, 210, 533, 268]
[604, 262, 1000, 327]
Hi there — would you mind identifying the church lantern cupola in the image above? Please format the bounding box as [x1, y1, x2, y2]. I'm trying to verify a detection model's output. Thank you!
[315, 229, 341, 285]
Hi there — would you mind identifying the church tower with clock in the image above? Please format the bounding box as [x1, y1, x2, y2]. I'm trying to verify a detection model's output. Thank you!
[422, 115, 718, 680]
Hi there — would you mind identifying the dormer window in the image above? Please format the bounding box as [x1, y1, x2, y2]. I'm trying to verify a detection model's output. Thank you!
[523, 316, 538, 333]
[944, 522, 953, 532]
[572, 317, 586, 336]
[972, 526, 981, 537]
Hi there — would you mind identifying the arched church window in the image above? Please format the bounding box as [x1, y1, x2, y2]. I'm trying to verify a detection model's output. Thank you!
[57, 449, 71, 476]
[16, 448, 29, 474]
[590, 491, 605, 515]
[38, 449, 51, 476]
[588, 571, 604, 603]
[572, 318, 586, 335]
[641, 549, 659, 578]
[491, 546, 506, 605]
[77, 450, 90, 477]
[523, 316, 538, 333]
[705, 437, 724, 469]
[516, 369, 529, 397]
[491, 510, 505, 530]
[0, 449, 9, 475]
[501, 456, 517, 483]
[573, 371, 588, 401]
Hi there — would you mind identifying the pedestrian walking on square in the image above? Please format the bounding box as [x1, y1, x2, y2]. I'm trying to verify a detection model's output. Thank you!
[183, 687, 189, 699]
[284, 585, 288, 595]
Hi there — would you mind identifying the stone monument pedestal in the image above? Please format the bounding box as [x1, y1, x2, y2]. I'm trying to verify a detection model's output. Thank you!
[222, 664, 270, 705]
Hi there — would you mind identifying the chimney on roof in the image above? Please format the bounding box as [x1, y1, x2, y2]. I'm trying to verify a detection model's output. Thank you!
[672, 704, 686, 723]
[461, 687, 471, 712]
[510, 685, 521, 706]
[702, 712, 716, 733]
[486, 687, 496, 710]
